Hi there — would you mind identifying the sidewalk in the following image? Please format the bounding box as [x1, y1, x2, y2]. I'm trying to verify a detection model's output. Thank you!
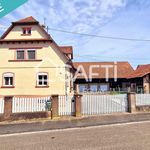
[0, 112, 150, 135]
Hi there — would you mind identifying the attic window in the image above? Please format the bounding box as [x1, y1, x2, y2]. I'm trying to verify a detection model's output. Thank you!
[22, 27, 32, 35]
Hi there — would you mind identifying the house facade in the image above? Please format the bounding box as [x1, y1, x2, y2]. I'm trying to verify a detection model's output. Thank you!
[0, 16, 74, 96]
[128, 64, 150, 94]
[73, 62, 134, 93]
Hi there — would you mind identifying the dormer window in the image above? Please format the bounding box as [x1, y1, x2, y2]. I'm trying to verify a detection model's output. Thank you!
[22, 27, 32, 35]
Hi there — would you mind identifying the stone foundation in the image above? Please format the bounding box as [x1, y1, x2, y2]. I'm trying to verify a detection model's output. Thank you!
[0, 111, 51, 121]
[136, 106, 150, 112]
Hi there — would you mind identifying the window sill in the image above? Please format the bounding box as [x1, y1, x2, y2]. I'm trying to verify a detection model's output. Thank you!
[8, 60, 42, 62]
[35, 86, 49, 88]
[21, 34, 32, 36]
[1, 86, 15, 88]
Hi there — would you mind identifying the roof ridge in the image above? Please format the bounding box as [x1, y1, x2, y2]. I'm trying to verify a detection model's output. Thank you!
[73, 61, 130, 63]
[14, 16, 38, 23]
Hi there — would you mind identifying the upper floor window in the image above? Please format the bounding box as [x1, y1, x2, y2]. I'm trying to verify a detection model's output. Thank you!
[22, 27, 32, 35]
[17, 50, 25, 60]
[27, 50, 36, 60]
[16, 50, 35, 60]
[3, 73, 14, 87]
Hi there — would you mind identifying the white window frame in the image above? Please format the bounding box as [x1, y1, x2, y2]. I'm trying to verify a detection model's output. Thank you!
[37, 73, 48, 86]
[3, 73, 14, 87]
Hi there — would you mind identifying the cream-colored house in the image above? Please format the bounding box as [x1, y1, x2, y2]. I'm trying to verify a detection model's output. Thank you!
[0, 16, 74, 96]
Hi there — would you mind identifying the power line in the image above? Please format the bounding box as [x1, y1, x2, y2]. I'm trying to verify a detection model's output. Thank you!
[47, 27, 150, 42]
[74, 54, 150, 60]
[1, 25, 150, 42]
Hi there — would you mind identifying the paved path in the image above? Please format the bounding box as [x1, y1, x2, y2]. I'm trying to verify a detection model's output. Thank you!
[1, 113, 150, 135]
[0, 121, 150, 150]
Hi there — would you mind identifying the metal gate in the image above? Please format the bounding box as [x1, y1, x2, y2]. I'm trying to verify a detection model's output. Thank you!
[81, 94, 128, 115]
[136, 94, 150, 106]
[58, 95, 75, 116]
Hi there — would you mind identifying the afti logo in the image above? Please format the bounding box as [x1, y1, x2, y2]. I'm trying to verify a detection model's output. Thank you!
[0, 3, 4, 13]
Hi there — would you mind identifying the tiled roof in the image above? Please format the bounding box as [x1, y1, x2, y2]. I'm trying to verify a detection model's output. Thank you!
[73, 62, 134, 79]
[14, 16, 38, 23]
[59, 46, 73, 59]
[0, 16, 73, 62]
[60, 46, 73, 54]
[128, 64, 150, 78]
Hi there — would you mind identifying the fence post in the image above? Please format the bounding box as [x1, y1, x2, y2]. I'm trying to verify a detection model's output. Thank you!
[75, 84, 79, 94]
[74, 94, 82, 117]
[127, 92, 136, 113]
[4, 96, 13, 120]
[51, 95, 59, 119]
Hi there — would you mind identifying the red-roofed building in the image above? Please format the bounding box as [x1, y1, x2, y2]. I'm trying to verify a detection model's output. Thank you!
[128, 64, 150, 93]
[73, 62, 134, 93]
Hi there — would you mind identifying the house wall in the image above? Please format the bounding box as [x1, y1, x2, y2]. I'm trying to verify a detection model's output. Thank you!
[0, 42, 73, 96]
[5, 25, 48, 40]
[143, 74, 150, 94]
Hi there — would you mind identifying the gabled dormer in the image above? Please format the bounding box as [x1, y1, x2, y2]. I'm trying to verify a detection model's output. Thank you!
[1, 16, 50, 40]
[60, 46, 73, 60]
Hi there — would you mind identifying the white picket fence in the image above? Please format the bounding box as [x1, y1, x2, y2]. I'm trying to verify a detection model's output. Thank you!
[58, 95, 75, 116]
[136, 94, 150, 106]
[0, 97, 4, 114]
[81, 94, 128, 115]
[12, 96, 51, 113]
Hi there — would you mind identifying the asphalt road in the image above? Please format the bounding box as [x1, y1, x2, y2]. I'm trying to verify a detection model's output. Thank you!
[0, 121, 150, 150]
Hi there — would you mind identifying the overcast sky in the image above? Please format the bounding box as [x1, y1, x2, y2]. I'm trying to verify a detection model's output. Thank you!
[0, 0, 150, 68]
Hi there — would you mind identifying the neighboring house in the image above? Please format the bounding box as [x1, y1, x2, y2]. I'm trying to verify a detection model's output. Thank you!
[73, 62, 134, 93]
[128, 64, 150, 94]
[0, 16, 74, 96]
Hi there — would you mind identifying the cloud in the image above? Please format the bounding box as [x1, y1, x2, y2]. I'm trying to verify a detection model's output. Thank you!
[0, 0, 127, 39]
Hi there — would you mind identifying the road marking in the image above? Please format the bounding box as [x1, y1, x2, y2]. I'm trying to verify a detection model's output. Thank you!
[0, 120, 150, 137]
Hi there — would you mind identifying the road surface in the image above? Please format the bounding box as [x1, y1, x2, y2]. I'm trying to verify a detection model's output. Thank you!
[0, 121, 150, 150]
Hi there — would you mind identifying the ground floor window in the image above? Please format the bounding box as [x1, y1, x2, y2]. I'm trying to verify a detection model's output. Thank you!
[3, 73, 14, 87]
[78, 84, 109, 93]
[37, 73, 48, 86]
[90, 85, 98, 92]
[79, 85, 88, 92]
[99, 84, 109, 92]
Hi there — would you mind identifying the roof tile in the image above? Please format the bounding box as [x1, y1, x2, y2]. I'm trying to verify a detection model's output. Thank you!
[14, 16, 38, 23]
[73, 62, 134, 79]
[128, 64, 150, 78]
